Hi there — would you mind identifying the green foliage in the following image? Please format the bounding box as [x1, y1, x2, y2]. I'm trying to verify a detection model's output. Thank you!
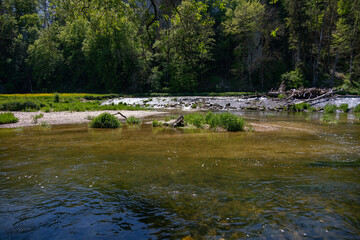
[1, 0, 360, 93]
[278, 94, 285, 99]
[217, 112, 245, 132]
[32, 113, 44, 123]
[152, 120, 163, 127]
[154, 0, 215, 92]
[339, 103, 349, 112]
[126, 116, 142, 125]
[280, 68, 306, 89]
[354, 104, 360, 112]
[0, 94, 147, 112]
[90, 113, 122, 128]
[54, 93, 60, 103]
[205, 112, 221, 128]
[184, 113, 206, 128]
[324, 104, 337, 113]
[185, 112, 245, 131]
[320, 114, 338, 124]
[0, 100, 40, 111]
[0, 112, 19, 124]
[289, 103, 312, 111]
[222, 0, 266, 86]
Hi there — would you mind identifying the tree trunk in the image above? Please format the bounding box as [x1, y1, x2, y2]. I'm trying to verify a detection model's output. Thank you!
[330, 52, 338, 87]
[349, 48, 354, 85]
[313, 2, 328, 87]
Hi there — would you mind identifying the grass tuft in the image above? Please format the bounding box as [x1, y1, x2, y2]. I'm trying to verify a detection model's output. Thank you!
[339, 103, 349, 112]
[0, 112, 19, 124]
[354, 104, 360, 113]
[126, 116, 142, 125]
[324, 104, 337, 113]
[184, 112, 246, 132]
[320, 114, 337, 124]
[32, 113, 44, 123]
[152, 120, 162, 127]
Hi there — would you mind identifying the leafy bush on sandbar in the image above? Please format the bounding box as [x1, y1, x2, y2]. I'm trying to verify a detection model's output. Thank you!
[218, 112, 245, 131]
[152, 120, 162, 127]
[289, 103, 311, 111]
[184, 112, 245, 132]
[0, 112, 19, 124]
[324, 104, 337, 113]
[184, 113, 205, 128]
[90, 113, 122, 128]
[339, 103, 349, 112]
[354, 104, 360, 113]
[320, 114, 337, 124]
[126, 116, 142, 125]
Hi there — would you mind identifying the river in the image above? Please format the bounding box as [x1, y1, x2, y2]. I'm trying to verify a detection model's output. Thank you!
[0, 111, 359, 239]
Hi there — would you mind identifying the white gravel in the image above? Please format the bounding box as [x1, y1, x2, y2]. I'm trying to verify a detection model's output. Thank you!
[0, 110, 165, 128]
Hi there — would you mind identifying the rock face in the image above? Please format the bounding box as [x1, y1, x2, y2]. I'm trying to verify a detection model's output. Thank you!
[163, 115, 185, 128]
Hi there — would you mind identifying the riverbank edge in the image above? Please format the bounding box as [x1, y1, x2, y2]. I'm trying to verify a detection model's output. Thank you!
[0, 110, 166, 129]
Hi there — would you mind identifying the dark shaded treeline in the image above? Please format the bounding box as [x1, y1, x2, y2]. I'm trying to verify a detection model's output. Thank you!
[0, 0, 359, 93]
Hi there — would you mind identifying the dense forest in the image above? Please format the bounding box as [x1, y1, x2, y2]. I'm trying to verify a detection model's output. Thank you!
[0, 0, 359, 93]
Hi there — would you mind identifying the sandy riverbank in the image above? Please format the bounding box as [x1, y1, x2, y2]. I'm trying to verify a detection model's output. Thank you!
[0, 110, 166, 128]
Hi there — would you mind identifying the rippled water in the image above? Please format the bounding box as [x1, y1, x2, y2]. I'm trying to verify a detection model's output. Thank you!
[0, 112, 359, 239]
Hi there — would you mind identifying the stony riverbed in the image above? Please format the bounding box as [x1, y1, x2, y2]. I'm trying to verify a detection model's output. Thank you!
[102, 95, 360, 111]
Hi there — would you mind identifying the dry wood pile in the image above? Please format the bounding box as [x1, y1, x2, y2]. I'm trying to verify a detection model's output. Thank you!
[267, 81, 335, 100]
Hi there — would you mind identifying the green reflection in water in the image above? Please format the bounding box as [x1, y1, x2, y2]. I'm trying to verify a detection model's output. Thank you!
[0, 112, 359, 239]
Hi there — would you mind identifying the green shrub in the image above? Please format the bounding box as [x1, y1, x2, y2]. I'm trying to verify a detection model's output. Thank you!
[152, 120, 162, 127]
[339, 103, 349, 112]
[294, 103, 310, 111]
[185, 112, 245, 132]
[205, 112, 220, 128]
[308, 106, 317, 112]
[324, 104, 337, 113]
[126, 116, 142, 125]
[278, 94, 285, 99]
[54, 93, 60, 103]
[0, 100, 40, 111]
[184, 113, 205, 128]
[90, 113, 122, 128]
[280, 68, 305, 89]
[32, 113, 44, 123]
[218, 112, 245, 132]
[288, 103, 314, 111]
[354, 104, 360, 112]
[0, 112, 19, 124]
[320, 114, 337, 124]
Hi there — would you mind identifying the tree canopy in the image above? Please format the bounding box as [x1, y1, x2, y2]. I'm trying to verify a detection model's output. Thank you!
[1, 0, 359, 93]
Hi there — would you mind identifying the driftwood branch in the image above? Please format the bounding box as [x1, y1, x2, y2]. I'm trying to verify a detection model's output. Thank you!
[113, 112, 127, 119]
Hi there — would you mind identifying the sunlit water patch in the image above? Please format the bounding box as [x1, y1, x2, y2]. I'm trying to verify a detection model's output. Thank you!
[0, 112, 359, 239]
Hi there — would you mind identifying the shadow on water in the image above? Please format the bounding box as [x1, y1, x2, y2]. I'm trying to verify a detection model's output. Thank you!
[0, 111, 359, 239]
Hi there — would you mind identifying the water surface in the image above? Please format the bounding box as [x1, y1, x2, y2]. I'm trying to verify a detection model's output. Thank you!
[1, 112, 359, 239]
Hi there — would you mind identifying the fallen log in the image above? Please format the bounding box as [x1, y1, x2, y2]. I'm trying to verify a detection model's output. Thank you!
[163, 115, 185, 127]
[294, 89, 336, 105]
[267, 87, 334, 100]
